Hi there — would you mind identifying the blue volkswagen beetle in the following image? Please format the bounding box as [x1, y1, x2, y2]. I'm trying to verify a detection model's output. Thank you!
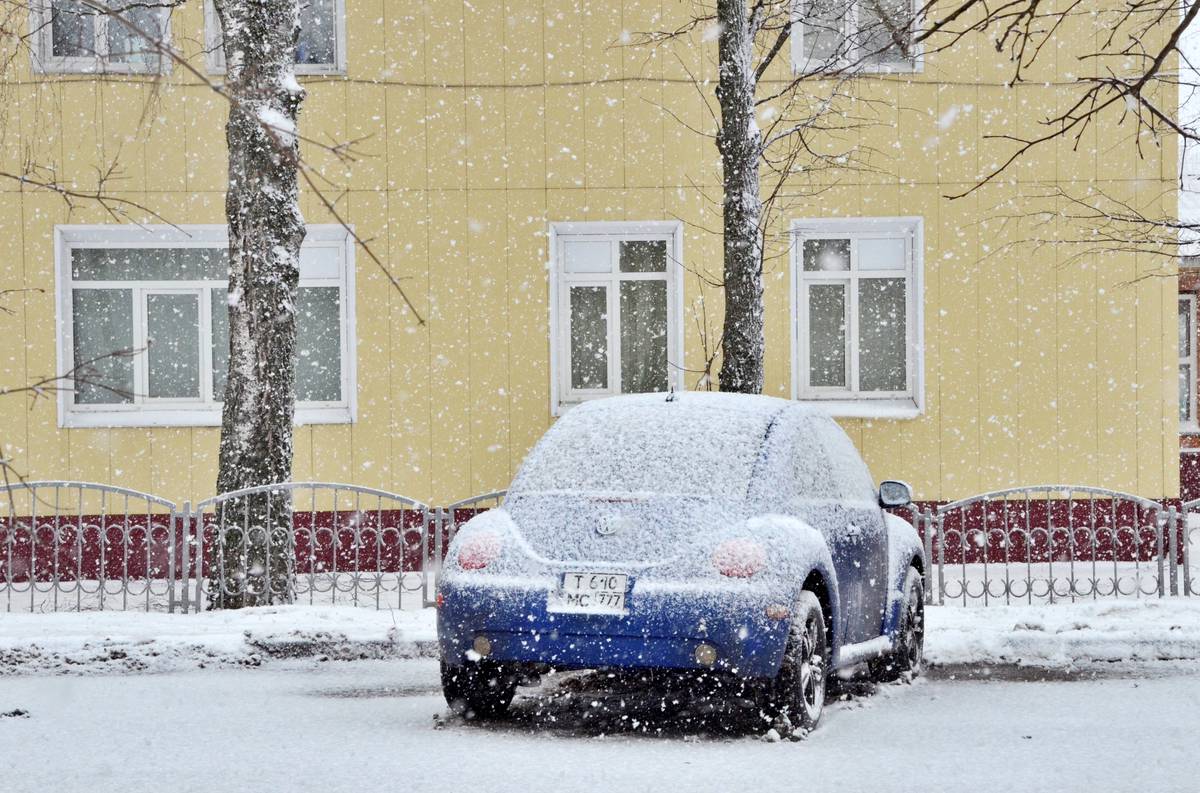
[436, 392, 925, 729]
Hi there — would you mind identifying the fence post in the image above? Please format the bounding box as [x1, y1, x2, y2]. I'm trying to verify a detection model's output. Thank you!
[182, 501, 199, 611]
[921, 509, 934, 606]
[1167, 506, 1180, 597]
[1155, 509, 1167, 598]
[1185, 507, 1195, 597]
[168, 503, 178, 614]
[421, 506, 435, 608]
[931, 511, 940, 602]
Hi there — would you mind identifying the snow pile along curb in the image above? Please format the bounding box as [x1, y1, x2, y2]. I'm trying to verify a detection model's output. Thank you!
[0, 606, 438, 675]
[4, 599, 1200, 675]
[925, 599, 1200, 666]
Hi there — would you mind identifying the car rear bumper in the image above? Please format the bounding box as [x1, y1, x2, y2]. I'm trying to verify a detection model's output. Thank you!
[436, 577, 794, 679]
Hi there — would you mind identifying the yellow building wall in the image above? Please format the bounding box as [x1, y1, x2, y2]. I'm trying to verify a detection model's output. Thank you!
[0, 0, 1180, 503]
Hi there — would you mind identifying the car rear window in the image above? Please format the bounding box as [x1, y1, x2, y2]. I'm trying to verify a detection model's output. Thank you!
[511, 400, 774, 499]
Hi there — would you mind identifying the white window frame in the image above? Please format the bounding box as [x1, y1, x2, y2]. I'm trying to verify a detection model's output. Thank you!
[1182, 294, 1198, 431]
[549, 221, 685, 416]
[55, 224, 357, 428]
[28, 0, 172, 75]
[790, 0, 924, 75]
[203, 0, 347, 75]
[791, 216, 924, 419]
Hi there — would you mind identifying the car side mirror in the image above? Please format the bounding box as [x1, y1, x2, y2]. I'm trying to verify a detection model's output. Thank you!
[878, 480, 913, 508]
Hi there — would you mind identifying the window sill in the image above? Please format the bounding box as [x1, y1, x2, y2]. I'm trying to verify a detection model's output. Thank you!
[790, 60, 923, 77]
[797, 398, 922, 420]
[204, 66, 348, 78]
[32, 61, 169, 76]
[60, 405, 354, 429]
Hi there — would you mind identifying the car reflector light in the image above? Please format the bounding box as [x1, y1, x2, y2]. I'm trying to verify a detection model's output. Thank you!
[458, 533, 502, 570]
[765, 604, 790, 621]
[713, 538, 767, 578]
[694, 643, 717, 667]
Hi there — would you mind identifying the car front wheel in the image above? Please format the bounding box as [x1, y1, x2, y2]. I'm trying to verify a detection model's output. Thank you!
[766, 590, 827, 731]
[440, 657, 518, 718]
[872, 565, 924, 683]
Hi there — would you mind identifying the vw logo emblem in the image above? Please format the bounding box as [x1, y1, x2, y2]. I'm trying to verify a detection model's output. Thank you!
[596, 516, 627, 537]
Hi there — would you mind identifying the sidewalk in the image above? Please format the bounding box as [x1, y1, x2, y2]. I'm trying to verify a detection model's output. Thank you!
[0, 605, 436, 675]
[3, 598, 1200, 675]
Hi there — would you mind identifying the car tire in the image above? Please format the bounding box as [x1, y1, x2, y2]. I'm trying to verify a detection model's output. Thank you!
[440, 657, 518, 718]
[871, 565, 924, 683]
[766, 590, 828, 731]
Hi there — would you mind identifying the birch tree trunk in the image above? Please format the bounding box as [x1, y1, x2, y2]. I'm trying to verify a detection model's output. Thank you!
[210, 0, 306, 608]
[715, 0, 765, 394]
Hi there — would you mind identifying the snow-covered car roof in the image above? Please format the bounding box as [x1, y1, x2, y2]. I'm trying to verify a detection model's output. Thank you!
[510, 392, 825, 499]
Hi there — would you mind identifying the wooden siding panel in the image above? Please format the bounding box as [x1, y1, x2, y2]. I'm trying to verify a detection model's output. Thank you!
[467, 190, 511, 495]
[505, 189, 551, 475]
[387, 189, 433, 500]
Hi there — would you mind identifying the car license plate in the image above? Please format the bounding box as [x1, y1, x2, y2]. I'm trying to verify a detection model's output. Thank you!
[547, 572, 628, 615]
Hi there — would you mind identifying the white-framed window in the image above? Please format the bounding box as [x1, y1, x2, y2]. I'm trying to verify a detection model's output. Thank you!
[550, 221, 685, 414]
[28, 0, 170, 74]
[203, 0, 346, 75]
[791, 217, 923, 418]
[55, 225, 357, 428]
[1181, 294, 1197, 430]
[791, 0, 921, 73]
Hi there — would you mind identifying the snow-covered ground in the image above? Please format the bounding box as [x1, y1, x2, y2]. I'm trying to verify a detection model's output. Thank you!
[0, 605, 436, 674]
[4, 599, 1200, 674]
[1, 658, 1197, 793]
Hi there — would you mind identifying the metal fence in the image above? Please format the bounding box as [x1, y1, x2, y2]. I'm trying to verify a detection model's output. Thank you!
[189, 483, 431, 613]
[923, 486, 1195, 606]
[2, 481, 1196, 613]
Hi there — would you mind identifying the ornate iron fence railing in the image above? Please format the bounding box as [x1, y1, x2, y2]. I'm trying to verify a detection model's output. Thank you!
[0, 481, 179, 613]
[2, 481, 1194, 613]
[927, 486, 1185, 606]
[187, 483, 431, 613]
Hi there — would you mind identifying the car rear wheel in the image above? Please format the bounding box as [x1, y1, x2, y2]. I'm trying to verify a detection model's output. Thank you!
[871, 565, 924, 683]
[766, 590, 827, 731]
[440, 657, 518, 718]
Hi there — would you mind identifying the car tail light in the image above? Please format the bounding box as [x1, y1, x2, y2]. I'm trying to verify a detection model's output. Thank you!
[713, 538, 767, 578]
[457, 533, 502, 570]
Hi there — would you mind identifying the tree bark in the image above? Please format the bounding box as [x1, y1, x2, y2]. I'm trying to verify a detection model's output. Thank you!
[210, 0, 306, 608]
[715, 0, 766, 394]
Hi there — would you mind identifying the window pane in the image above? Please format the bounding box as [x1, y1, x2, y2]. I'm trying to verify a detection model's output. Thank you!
[619, 240, 667, 273]
[798, 0, 844, 64]
[296, 0, 337, 64]
[1182, 364, 1192, 422]
[620, 280, 668, 393]
[1180, 298, 1192, 358]
[858, 277, 907, 392]
[299, 246, 341, 278]
[107, 6, 166, 66]
[858, 0, 914, 65]
[51, 0, 95, 57]
[146, 293, 200, 399]
[858, 237, 906, 271]
[808, 284, 846, 387]
[569, 286, 608, 389]
[296, 287, 342, 401]
[72, 247, 228, 281]
[211, 288, 229, 402]
[72, 289, 134, 404]
[803, 238, 850, 272]
[564, 240, 611, 273]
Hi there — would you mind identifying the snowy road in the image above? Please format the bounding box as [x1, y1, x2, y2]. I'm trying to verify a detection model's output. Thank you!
[2, 660, 1198, 793]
